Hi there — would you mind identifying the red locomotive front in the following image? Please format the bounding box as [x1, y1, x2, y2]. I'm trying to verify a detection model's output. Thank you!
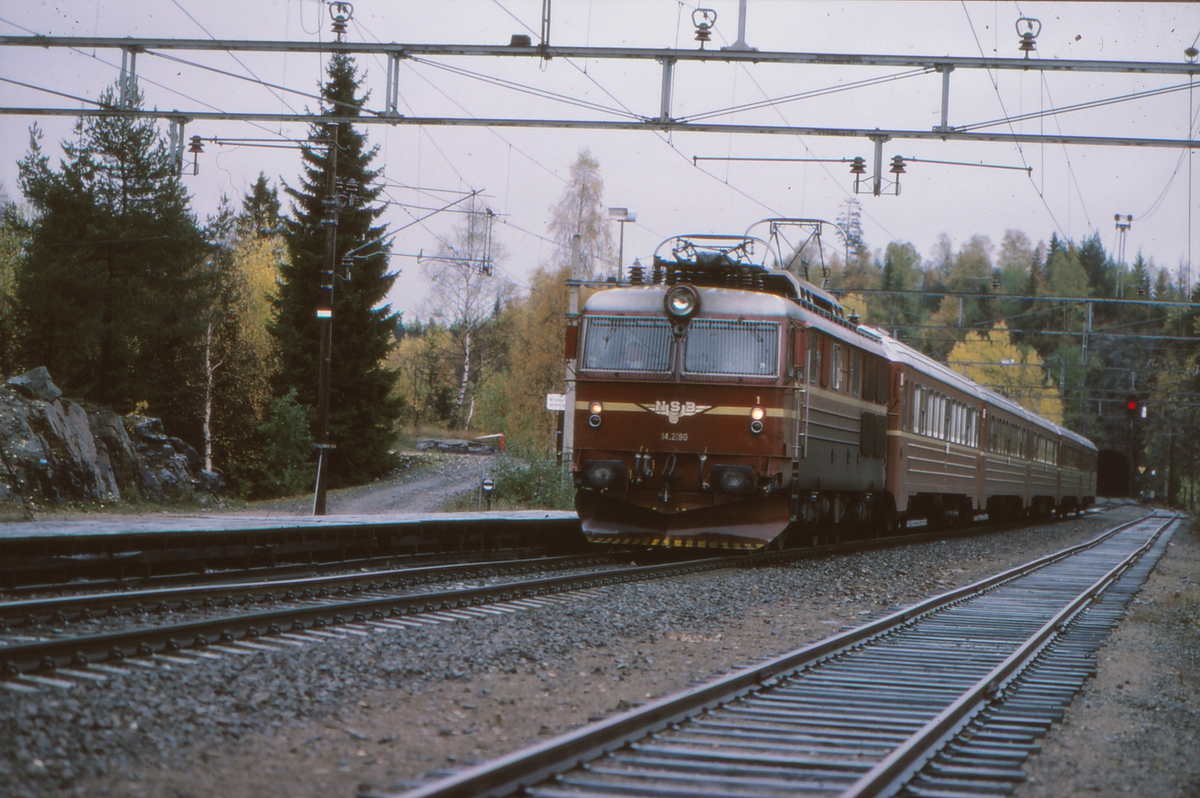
[571, 280, 796, 549]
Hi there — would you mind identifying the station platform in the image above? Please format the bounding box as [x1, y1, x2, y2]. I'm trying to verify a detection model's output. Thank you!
[0, 510, 583, 589]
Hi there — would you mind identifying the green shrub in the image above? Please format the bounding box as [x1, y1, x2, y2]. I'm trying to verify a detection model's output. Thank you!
[490, 452, 574, 510]
[227, 389, 315, 498]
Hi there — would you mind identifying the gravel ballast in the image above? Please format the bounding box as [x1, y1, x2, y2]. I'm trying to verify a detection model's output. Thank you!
[0, 505, 1193, 797]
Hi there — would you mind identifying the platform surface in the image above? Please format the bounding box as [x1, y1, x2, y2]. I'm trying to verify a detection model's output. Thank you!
[0, 510, 580, 541]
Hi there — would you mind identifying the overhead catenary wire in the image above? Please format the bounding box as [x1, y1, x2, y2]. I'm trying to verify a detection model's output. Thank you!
[0, 13, 301, 149]
[959, 1, 1071, 243]
[678, 67, 934, 124]
[169, 0, 302, 116]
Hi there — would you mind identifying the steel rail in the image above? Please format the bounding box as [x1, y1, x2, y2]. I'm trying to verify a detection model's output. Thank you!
[0, 553, 730, 677]
[842, 513, 1175, 797]
[0, 552, 610, 628]
[374, 511, 1164, 798]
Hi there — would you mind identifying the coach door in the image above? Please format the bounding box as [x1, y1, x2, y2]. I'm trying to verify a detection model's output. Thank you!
[789, 326, 808, 461]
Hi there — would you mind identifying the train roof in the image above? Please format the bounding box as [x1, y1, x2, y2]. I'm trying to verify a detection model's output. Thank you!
[873, 327, 1095, 448]
[583, 283, 888, 356]
[583, 284, 799, 318]
[876, 331, 988, 404]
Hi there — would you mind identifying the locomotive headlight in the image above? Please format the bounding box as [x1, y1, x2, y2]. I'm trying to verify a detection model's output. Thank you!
[664, 284, 700, 321]
[588, 401, 603, 428]
[750, 406, 765, 421]
[581, 460, 626, 491]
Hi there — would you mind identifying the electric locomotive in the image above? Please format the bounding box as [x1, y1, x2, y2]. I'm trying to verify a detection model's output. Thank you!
[568, 218, 1098, 551]
[569, 219, 895, 550]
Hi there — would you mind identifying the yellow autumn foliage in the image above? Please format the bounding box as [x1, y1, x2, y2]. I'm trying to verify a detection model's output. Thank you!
[946, 322, 1064, 425]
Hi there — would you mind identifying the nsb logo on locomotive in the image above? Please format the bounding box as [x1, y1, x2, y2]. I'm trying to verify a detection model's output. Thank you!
[640, 400, 713, 424]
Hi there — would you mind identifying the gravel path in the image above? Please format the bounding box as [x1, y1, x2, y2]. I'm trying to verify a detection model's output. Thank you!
[245, 454, 497, 516]
[2, 505, 1193, 797]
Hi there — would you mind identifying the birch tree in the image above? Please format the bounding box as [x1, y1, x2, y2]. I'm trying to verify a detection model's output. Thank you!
[420, 200, 510, 429]
[546, 149, 615, 278]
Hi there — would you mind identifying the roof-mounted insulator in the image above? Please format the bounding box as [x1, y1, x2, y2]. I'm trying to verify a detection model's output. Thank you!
[330, 2, 353, 42]
[693, 8, 717, 49]
[1016, 17, 1040, 59]
[628, 259, 645, 285]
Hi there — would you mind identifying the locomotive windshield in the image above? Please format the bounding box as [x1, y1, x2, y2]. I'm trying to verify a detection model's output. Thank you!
[684, 319, 779, 378]
[581, 316, 675, 374]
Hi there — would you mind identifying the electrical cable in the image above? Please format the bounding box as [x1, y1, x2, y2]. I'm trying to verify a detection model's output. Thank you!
[407, 56, 643, 120]
[1038, 75, 1094, 234]
[959, 80, 1200, 132]
[960, 2, 1071, 244]
[1136, 93, 1200, 221]
[350, 13, 569, 193]
[683, 18, 902, 247]
[146, 50, 376, 118]
[0, 76, 107, 108]
[679, 68, 934, 124]
[0, 14, 300, 147]
[169, 0, 301, 116]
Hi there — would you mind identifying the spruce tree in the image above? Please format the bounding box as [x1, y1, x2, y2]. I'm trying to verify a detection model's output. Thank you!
[273, 53, 400, 487]
[15, 87, 209, 440]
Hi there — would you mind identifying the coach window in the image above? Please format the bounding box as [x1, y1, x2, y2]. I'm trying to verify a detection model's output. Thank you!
[917, 387, 928, 435]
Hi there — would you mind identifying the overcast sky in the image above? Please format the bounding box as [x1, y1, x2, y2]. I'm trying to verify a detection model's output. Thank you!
[2, 1, 1198, 318]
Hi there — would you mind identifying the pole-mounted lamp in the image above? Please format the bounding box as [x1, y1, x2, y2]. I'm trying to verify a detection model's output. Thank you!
[609, 207, 637, 283]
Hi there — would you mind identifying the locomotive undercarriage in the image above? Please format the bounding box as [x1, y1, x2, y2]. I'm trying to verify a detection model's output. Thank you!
[575, 451, 899, 551]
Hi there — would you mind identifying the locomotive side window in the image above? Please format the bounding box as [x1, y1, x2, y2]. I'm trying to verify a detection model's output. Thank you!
[683, 319, 779, 378]
[851, 350, 861, 396]
[831, 345, 842, 390]
[581, 316, 675, 374]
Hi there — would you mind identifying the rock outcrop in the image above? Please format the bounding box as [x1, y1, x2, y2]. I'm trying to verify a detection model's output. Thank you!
[0, 369, 223, 514]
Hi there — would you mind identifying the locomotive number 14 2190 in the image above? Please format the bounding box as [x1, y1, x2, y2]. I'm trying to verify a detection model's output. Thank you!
[662, 432, 689, 442]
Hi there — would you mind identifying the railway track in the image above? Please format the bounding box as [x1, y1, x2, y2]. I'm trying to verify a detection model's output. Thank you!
[0, 507, 1119, 686]
[0, 550, 732, 683]
[375, 510, 1179, 798]
[0, 552, 615, 630]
